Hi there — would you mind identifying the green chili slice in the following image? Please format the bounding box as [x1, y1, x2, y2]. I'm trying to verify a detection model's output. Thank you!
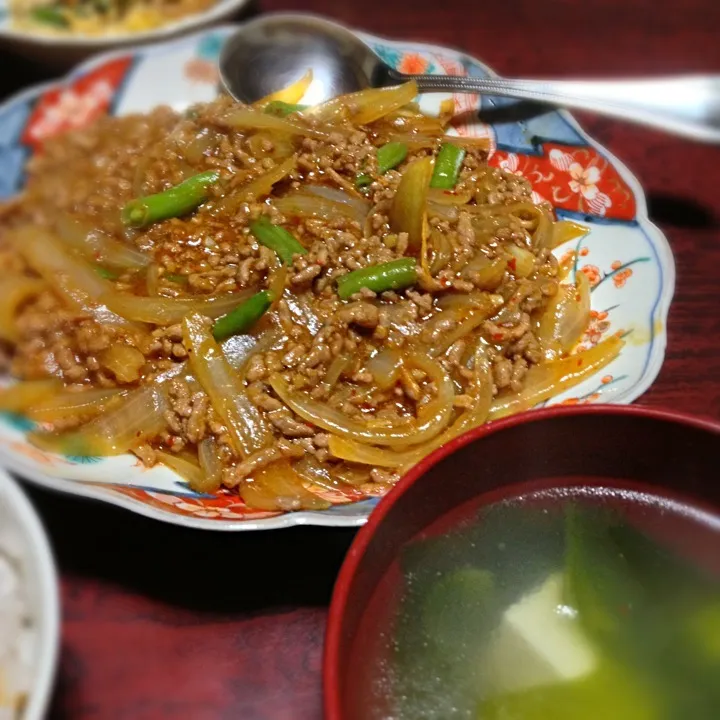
[30, 5, 68, 27]
[337, 258, 417, 300]
[165, 273, 188, 284]
[430, 143, 466, 190]
[212, 290, 274, 341]
[377, 142, 409, 174]
[355, 142, 408, 187]
[95, 266, 119, 280]
[264, 101, 309, 117]
[121, 170, 220, 228]
[249, 217, 307, 266]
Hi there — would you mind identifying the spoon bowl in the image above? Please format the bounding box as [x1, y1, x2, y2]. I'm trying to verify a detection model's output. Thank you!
[219, 14, 388, 104]
[219, 13, 720, 143]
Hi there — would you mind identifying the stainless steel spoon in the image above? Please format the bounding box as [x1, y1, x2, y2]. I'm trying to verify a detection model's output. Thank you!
[219, 13, 720, 143]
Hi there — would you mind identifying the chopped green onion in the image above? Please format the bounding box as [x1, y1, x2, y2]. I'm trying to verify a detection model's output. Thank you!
[212, 290, 273, 341]
[30, 5, 68, 27]
[249, 217, 307, 266]
[264, 101, 309, 117]
[121, 170, 220, 228]
[95, 266, 119, 280]
[337, 258, 417, 300]
[355, 142, 408, 187]
[165, 273, 188, 284]
[430, 143, 466, 190]
[377, 142, 408, 174]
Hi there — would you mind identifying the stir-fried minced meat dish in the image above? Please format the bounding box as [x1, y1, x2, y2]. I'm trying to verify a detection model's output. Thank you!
[0, 81, 622, 511]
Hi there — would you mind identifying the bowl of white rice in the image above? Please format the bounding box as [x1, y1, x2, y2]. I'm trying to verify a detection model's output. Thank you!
[0, 469, 59, 719]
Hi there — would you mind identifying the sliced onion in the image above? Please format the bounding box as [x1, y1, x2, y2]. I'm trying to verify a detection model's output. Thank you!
[536, 272, 591, 360]
[267, 262, 287, 311]
[30, 386, 169, 456]
[390, 156, 433, 250]
[308, 81, 418, 126]
[221, 334, 259, 372]
[293, 455, 366, 500]
[0, 277, 47, 342]
[437, 291, 501, 312]
[183, 312, 272, 457]
[301, 97, 350, 125]
[430, 230, 452, 274]
[0, 379, 63, 413]
[269, 353, 454, 447]
[461, 254, 507, 291]
[197, 437, 223, 493]
[218, 156, 296, 214]
[230, 328, 286, 376]
[156, 450, 207, 491]
[274, 189, 368, 226]
[365, 348, 403, 390]
[55, 214, 150, 270]
[146, 263, 160, 296]
[531, 206, 554, 249]
[378, 110, 445, 135]
[254, 69, 313, 108]
[489, 336, 624, 420]
[445, 136, 492, 151]
[427, 201, 459, 222]
[347, 81, 419, 125]
[550, 219, 589, 249]
[328, 435, 415, 468]
[323, 353, 352, 392]
[29, 387, 126, 423]
[222, 108, 329, 139]
[505, 243, 536, 278]
[424, 296, 503, 357]
[98, 345, 146, 384]
[386, 132, 442, 151]
[11, 226, 131, 327]
[102, 290, 254, 325]
[240, 458, 330, 511]
[247, 132, 295, 161]
[464, 201, 539, 218]
[304, 185, 370, 220]
[329, 344, 494, 469]
[284, 294, 321, 334]
[181, 127, 217, 164]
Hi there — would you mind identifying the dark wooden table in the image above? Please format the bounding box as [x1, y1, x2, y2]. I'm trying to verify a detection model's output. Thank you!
[2, 0, 719, 717]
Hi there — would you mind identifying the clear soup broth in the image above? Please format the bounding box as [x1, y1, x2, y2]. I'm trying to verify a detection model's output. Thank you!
[348, 483, 720, 720]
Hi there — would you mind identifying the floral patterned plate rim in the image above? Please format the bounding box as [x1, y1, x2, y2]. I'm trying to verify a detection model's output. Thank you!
[0, 22, 675, 531]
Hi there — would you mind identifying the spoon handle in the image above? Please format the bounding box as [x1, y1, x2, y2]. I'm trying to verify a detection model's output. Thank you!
[390, 71, 720, 143]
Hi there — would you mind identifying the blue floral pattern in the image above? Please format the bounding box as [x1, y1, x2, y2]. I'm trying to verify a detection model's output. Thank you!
[197, 33, 224, 62]
[65, 455, 103, 464]
[0, 412, 35, 432]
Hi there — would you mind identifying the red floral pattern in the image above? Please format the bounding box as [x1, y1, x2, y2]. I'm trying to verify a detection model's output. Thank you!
[108, 486, 283, 520]
[398, 53, 430, 74]
[490, 144, 637, 221]
[183, 58, 219, 85]
[22, 57, 133, 150]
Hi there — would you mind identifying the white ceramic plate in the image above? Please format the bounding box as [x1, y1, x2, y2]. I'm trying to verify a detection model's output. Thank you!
[0, 468, 59, 718]
[0, 0, 249, 66]
[0, 21, 675, 530]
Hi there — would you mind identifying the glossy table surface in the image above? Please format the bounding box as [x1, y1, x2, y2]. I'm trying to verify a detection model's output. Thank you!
[1, 0, 719, 717]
